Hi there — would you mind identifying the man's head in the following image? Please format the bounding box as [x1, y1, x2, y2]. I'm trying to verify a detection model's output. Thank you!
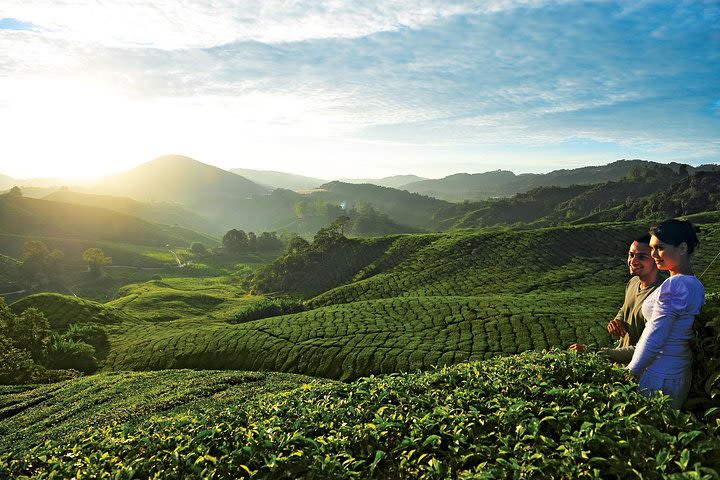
[627, 234, 658, 281]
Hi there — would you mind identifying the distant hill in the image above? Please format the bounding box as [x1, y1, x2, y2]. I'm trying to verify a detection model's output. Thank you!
[0, 174, 15, 190]
[577, 170, 720, 224]
[339, 175, 427, 189]
[313, 181, 449, 231]
[403, 160, 718, 202]
[229, 168, 326, 191]
[44, 190, 221, 235]
[0, 194, 212, 248]
[401, 170, 517, 201]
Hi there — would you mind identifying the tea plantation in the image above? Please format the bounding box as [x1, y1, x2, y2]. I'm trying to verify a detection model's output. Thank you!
[2, 351, 719, 478]
[4, 219, 720, 477]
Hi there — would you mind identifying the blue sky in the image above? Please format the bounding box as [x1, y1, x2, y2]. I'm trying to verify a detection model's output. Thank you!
[0, 0, 717, 180]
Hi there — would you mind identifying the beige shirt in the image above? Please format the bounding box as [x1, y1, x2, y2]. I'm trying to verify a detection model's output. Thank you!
[600, 275, 663, 364]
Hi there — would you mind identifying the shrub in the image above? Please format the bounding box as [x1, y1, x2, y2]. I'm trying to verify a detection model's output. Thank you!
[63, 323, 110, 357]
[229, 298, 307, 324]
[49, 335, 98, 373]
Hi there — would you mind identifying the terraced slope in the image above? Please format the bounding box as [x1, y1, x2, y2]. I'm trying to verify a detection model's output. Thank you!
[0, 370, 328, 453]
[104, 290, 619, 380]
[10, 293, 137, 330]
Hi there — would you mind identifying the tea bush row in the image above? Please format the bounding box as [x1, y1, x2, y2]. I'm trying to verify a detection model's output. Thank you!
[0, 369, 327, 454]
[104, 291, 618, 381]
[3, 351, 718, 479]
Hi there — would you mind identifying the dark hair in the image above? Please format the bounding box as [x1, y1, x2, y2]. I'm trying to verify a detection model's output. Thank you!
[633, 234, 651, 245]
[649, 219, 700, 255]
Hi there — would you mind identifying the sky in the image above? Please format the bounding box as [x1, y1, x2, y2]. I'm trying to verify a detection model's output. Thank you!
[0, 0, 718, 181]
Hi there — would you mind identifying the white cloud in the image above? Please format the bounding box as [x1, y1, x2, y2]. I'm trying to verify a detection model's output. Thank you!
[1, 0, 581, 49]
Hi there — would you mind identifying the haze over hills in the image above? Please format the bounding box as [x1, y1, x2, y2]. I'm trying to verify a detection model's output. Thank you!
[229, 168, 327, 191]
[339, 174, 428, 189]
[44, 190, 222, 236]
[0, 194, 215, 259]
[97, 155, 269, 205]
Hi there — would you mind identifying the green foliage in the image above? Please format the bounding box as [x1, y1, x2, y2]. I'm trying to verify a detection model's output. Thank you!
[0, 303, 51, 365]
[48, 333, 98, 373]
[688, 293, 720, 413]
[229, 298, 307, 324]
[0, 335, 42, 384]
[82, 247, 112, 276]
[104, 291, 618, 380]
[10, 293, 133, 330]
[0, 370, 328, 454]
[189, 241, 209, 256]
[63, 323, 110, 356]
[18, 240, 64, 284]
[2, 352, 718, 479]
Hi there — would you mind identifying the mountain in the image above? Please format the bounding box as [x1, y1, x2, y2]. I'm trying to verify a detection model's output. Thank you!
[0, 194, 213, 249]
[313, 181, 449, 231]
[0, 174, 16, 190]
[402, 160, 718, 202]
[43, 190, 221, 235]
[229, 168, 326, 191]
[401, 170, 518, 201]
[94, 155, 271, 231]
[339, 175, 428, 189]
[99, 155, 270, 204]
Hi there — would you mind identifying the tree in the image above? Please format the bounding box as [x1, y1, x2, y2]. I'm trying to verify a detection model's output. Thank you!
[0, 301, 51, 365]
[19, 240, 64, 284]
[189, 242, 209, 256]
[222, 229, 249, 253]
[7, 186, 22, 197]
[83, 248, 112, 276]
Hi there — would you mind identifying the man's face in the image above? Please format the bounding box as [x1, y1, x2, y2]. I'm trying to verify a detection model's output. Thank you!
[627, 241, 656, 277]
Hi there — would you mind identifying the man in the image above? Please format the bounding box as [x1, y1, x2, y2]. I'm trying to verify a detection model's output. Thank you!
[570, 234, 663, 363]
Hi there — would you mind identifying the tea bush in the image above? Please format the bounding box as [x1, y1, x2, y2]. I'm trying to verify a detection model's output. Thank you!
[2, 351, 718, 479]
[105, 291, 619, 380]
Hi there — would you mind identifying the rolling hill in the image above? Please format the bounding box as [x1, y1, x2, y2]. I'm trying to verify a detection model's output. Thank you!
[229, 168, 326, 191]
[95, 156, 270, 230]
[44, 190, 221, 235]
[339, 174, 428, 189]
[0, 194, 213, 249]
[402, 159, 719, 202]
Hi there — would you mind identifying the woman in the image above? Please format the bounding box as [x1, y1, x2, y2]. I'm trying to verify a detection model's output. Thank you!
[626, 219, 705, 408]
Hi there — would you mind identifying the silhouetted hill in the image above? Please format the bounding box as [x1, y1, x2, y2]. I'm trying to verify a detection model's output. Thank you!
[339, 175, 427, 189]
[96, 156, 270, 228]
[577, 170, 720, 224]
[101, 155, 270, 202]
[440, 164, 690, 228]
[314, 182, 448, 231]
[403, 160, 717, 202]
[229, 168, 326, 191]
[44, 190, 221, 235]
[0, 194, 211, 247]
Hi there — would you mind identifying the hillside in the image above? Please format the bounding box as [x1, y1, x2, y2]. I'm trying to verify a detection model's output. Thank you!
[96, 156, 270, 230]
[0, 194, 212, 249]
[44, 190, 222, 235]
[403, 159, 718, 202]
[96, 221, 720, 382]
[313, 181, 448, 231]
[230, 168, 326, 191]
[339, 174, 427, 189]
[3, 351, 718, 478]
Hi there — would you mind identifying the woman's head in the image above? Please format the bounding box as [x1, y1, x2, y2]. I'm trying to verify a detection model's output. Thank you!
[649, 219, 700, 255]
[648, 219, 699, 274]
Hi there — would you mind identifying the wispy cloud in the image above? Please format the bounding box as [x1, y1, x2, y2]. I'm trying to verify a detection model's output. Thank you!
[0, 0, 717, 178]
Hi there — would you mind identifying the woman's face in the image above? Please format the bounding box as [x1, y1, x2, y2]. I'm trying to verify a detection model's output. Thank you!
[649, 234, 687, 273]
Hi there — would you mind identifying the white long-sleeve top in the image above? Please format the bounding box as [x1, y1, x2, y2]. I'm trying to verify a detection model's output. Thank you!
[626, 274, 705, 378]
